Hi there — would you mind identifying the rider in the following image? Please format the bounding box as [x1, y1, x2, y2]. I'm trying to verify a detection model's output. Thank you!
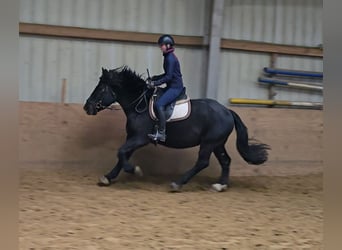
[147, 34, 184, 142]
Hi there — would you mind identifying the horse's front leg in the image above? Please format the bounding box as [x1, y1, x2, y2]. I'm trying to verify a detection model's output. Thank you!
[98, 137, 148, 186]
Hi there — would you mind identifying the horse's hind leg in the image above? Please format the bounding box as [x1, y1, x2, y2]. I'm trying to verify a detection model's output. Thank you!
[170, 144, 213, 192]
[212, 145, 231, 191]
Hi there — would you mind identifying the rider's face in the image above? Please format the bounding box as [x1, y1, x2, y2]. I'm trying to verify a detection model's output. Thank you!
[159, 44, 168, 53]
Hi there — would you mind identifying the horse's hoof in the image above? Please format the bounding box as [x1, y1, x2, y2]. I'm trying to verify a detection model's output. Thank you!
[97, 176, 111, 186]
[134, 166, 143, 177]
[169, 182, 182, 192]
[211, 183, 228, 192]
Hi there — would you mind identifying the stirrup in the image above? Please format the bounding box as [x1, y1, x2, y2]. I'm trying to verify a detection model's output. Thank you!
[148, 130, 166, 142]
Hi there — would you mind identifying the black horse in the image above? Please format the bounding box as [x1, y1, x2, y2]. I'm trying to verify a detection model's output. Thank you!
[83, 66, 270, 192]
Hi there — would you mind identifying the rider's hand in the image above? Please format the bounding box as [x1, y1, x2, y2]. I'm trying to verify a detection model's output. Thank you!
[146, 79, 155, 89]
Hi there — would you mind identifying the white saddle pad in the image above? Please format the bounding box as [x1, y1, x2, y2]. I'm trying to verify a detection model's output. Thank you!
[149, 98, 191, 122]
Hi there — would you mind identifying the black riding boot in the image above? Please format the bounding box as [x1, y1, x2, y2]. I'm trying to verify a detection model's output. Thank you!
[148, 107, 166, 142]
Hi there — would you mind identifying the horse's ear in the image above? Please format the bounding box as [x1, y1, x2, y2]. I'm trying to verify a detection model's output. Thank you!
[102, 67, 107, 74]
[108, 70, 114, 80]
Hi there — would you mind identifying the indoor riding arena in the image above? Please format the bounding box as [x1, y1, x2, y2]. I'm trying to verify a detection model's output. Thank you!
[19, 1, 323, 249]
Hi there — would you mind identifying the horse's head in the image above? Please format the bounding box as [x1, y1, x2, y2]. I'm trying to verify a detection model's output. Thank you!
[83, 68, 117, 115]
[84, 66, 149, 115]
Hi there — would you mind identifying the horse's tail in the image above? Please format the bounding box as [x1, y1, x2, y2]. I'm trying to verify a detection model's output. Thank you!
[230, 109, 270, 165]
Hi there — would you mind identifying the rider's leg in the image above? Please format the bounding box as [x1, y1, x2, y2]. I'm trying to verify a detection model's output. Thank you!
[148, 103, 166, 142]
[148, 87, 183, 142]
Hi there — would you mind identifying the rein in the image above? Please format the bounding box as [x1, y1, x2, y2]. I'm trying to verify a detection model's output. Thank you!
[132, 88, 149, 113]
[107, 87, 149, 114]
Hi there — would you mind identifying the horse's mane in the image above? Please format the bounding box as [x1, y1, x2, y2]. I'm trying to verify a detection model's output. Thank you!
[109, 65, 146, 90]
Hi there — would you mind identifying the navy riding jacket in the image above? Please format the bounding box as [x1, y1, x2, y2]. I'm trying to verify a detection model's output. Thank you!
[152, 48, 184, 89]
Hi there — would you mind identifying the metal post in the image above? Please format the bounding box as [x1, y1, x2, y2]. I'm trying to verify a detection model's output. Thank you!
[61, 78, 67, 104]
[268, 53, 277, 108]
[205, 0, 224, 99]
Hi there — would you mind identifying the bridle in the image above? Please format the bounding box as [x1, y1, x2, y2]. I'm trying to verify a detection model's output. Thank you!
[90, 85, 150, 114]
[87, 98, 111, 111]
[87, 84, 115, 111]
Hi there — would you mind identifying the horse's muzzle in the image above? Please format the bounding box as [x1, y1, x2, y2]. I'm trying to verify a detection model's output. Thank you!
[83, 101, 97, 115]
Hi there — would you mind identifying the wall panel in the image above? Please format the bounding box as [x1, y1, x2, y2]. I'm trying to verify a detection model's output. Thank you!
[19, 0, 322, 105]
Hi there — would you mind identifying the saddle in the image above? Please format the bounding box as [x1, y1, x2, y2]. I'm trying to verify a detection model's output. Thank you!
[149, 87, 191, 122]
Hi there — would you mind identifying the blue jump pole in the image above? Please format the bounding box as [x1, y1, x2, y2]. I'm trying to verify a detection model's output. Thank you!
[258, 77, 323, 91]
[264, 67, 323, 78]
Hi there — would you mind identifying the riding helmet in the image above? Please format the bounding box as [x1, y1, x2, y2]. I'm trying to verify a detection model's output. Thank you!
[157, 34, 175, 47]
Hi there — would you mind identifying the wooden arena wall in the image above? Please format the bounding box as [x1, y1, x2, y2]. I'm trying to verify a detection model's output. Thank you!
[19, 102, 323, 177]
